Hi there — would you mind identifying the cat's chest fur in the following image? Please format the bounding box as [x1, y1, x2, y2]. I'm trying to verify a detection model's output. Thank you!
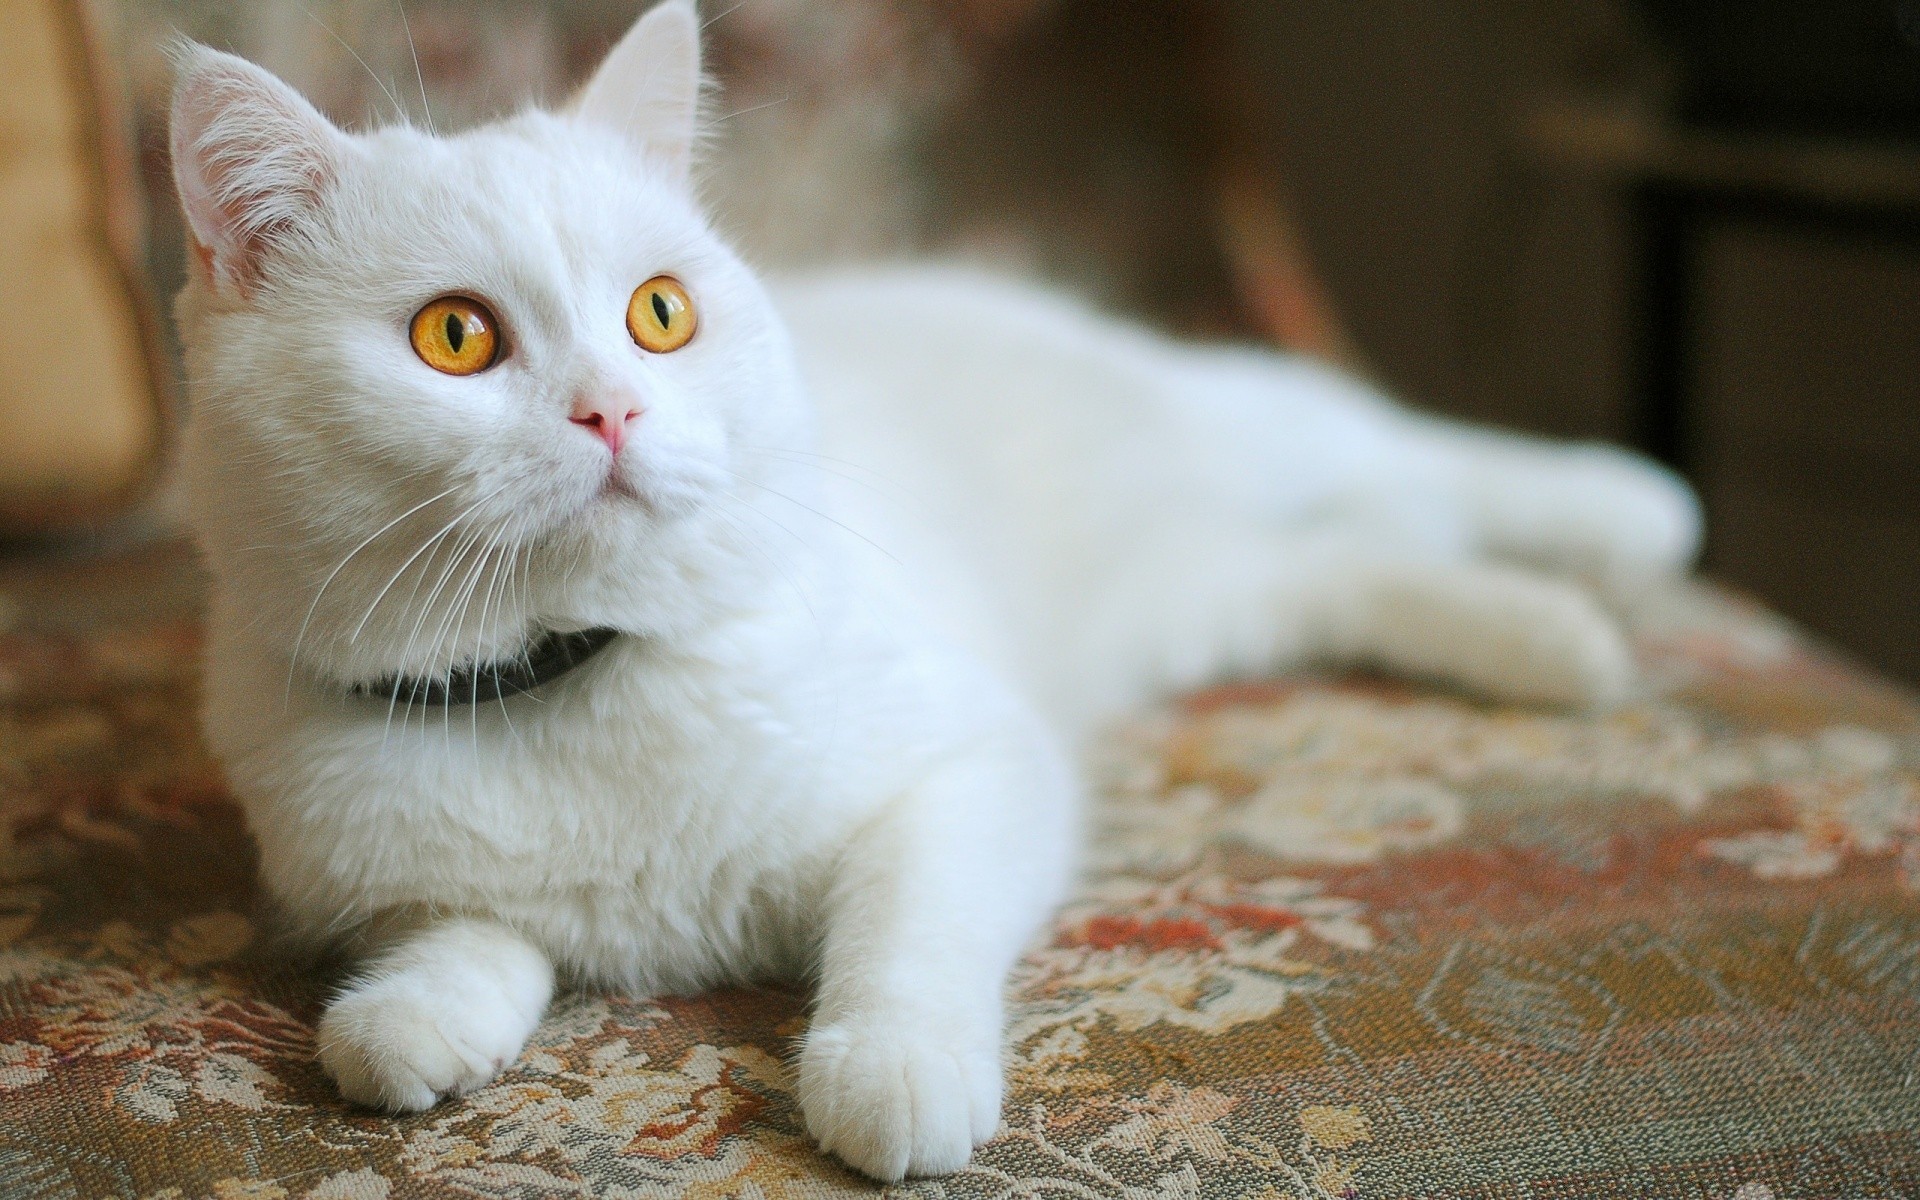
[209, 605, 953, 994]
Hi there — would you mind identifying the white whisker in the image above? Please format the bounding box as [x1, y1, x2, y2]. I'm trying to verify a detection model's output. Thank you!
[384, 513, 495, 744]
[352, 479, 517, 646]
[396, 0, 434, 136]
[734, 477, 901, 566]
[286, 483, 460, 707]
[299, 3, 407, 126]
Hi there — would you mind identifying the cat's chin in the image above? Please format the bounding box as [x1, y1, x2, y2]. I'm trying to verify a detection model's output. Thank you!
[600, 475, 645, 504]
[573, 480, 703, 528]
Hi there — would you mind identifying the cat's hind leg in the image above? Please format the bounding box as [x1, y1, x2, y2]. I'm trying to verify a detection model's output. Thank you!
[1419, 423, 1703, 586]
[1068, 523, 1635, 722]
[316, 915, 554, 1111]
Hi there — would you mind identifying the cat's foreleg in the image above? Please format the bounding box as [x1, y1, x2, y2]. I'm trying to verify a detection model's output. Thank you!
[316, 914, 554, 1111]
[797, 749, 1073, 1181]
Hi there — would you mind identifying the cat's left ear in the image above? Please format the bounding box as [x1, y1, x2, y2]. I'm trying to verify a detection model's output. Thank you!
[572, 1, 702, 181]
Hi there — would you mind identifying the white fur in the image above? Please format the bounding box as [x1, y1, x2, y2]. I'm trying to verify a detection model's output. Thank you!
[168, 4, 1699, 1181]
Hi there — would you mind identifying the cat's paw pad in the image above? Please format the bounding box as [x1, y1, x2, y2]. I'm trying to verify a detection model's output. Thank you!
[797, 1019, 1003, 1181]
[316, 971, 542, 1112]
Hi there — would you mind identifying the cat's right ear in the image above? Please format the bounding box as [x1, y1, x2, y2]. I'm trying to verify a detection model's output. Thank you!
[169, 44, 349, 296]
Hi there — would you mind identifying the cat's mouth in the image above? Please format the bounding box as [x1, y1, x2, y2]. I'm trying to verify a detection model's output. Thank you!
[583, 456, 715, 522]
[583, 459, 663, 518]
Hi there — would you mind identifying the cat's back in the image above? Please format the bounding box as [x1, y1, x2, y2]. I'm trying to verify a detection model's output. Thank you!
[775, 264, 1409, 528]
[770, 266, 1419, 715]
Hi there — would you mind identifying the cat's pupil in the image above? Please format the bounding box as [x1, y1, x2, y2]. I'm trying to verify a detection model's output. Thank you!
[445, 313, 464, 353]
[652, 292, 672, 328]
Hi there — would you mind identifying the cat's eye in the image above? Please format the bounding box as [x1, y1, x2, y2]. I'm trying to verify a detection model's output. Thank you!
[410, 296, 500, 376]
[627, 276, 697, 353]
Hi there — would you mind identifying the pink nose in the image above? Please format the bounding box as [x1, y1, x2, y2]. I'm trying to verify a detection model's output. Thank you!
[569, 395, 642, 456]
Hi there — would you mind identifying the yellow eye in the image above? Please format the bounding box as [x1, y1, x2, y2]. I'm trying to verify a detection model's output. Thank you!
[627, 276, 697, 353]
[410, 296, 500, 376]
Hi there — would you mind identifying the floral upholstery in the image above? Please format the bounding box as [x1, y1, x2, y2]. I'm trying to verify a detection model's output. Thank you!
[2, 539, 1917, 1199]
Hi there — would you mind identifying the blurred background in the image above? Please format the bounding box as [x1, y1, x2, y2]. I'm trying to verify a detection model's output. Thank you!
[7, 0, 1920, 679]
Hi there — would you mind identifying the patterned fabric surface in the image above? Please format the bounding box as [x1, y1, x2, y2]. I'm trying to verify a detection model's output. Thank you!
[2, 539, 1918, 1200]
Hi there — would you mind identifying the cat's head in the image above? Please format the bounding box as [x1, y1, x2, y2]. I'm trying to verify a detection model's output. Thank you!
[170, 2, 813, 689]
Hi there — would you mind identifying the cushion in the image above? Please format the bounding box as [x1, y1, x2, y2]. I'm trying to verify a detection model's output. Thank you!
[1, 539, 1916, 1197]
[0, 0, 164, 532]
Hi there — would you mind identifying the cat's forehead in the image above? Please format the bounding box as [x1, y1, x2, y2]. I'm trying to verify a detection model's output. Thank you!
[340, 113, 710, 273]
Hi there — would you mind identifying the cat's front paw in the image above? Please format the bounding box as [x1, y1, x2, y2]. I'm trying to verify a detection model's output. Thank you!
[316, 953, 549, 1112]
[797, 1018, 1003, 1181]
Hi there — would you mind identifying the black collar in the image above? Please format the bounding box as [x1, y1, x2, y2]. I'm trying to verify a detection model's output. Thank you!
[348, 627, 622, 707]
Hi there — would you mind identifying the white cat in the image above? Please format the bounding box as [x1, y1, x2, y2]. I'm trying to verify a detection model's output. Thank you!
[168, 2, 1699, 1181]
